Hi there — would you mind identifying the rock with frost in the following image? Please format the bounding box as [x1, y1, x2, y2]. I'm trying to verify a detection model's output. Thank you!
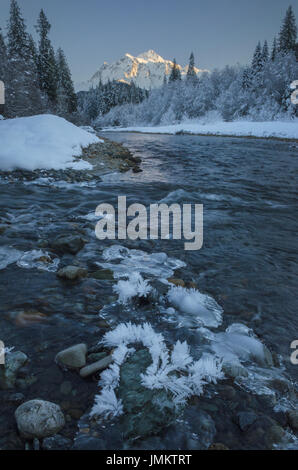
[55, 343, 87, 369]
[0, 351, 28, 389]
[15, 400, 65, 439]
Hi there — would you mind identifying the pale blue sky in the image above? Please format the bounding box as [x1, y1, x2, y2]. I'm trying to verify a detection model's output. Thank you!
[0, 0, 296, 82]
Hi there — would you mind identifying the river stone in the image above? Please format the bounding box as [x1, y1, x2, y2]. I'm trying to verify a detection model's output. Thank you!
[287, 410, 298, 431]
[237, 411, 257, 431]
[79, 355, 113, 378]
[15, 400, 65, 439]
[55, 343, 87, 369]
[51, 235, 85, 255]
[42, 434, 72, 450]
[0, 351, 28, 389]
[57, 265, 87, 280]
[222, 362, 249, 379]
[117, 349, 177, 439]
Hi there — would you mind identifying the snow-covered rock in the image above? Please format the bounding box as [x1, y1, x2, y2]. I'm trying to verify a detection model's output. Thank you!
[0, 114, 102, 171]
[76, 50, 208, 91]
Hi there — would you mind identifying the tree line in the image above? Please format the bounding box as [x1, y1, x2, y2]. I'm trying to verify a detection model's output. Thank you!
[0, 0, 77, 119]
[95, 6, 298, 127]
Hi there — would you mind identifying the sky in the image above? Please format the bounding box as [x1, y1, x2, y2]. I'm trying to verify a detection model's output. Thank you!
[0, 0, 297, 83]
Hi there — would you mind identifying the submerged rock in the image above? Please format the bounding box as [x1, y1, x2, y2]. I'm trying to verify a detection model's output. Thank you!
[57, 265, 87, 280]
[55, 343, 87, 369]
[0, 351, 28, 389]
[237, 411, 257, 432]
[51, 235, 85, 255]
[117, 349, 177, 439]
[42, 434, 72, 450]
[80, 355, 112, 378]
[15, 400, 65, 439]
[287, 410, 298, 431]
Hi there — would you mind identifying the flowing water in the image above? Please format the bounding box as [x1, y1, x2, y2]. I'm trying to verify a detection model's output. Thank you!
[0, 132, 298, 450]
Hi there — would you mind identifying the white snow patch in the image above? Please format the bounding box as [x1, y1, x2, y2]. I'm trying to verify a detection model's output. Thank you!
[0, 114, 102, 171]
[104, 119, 298, 140]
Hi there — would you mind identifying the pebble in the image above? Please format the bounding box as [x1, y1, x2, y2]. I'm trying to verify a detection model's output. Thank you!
[55, 343, 87, 369]
[15, 399, 65, 439]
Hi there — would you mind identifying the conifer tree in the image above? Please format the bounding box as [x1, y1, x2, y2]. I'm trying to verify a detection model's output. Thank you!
[278, 5, 297, 53]
[186, 52, 197, 81]
[6, 0, 43, 116]
[262, 40, 269, 63]
[169, 58, 181, 82]
[35, 9, 58, 107]
[56, 47, 77, 115]
[251, 41, 263, 73]
[271, 37, 277, 61]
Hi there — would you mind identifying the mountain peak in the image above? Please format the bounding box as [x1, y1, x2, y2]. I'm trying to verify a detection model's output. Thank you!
[76, 51, 208, 92]
[137, 50, 164, 62]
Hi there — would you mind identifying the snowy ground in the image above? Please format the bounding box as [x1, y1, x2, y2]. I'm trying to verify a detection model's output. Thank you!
[104, 120, 298, 140]
[0, 114, 102, 171]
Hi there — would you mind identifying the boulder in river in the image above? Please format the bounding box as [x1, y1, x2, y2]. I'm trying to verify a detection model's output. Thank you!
[55, 343, 87, 369]
[51, 234, 85, 255]
[15, 399, 65, 439]
[57, 265, 87, 280]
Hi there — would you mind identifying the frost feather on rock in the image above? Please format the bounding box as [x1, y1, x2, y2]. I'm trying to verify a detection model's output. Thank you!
[91, 322, 224, 420]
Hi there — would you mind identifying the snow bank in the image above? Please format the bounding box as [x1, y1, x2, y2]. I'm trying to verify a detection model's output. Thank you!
[105, 119, 298, 140]
[0, 114, 102, 171]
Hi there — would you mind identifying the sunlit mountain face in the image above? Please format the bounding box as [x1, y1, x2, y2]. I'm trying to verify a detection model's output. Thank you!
[75, 50, 208, 91]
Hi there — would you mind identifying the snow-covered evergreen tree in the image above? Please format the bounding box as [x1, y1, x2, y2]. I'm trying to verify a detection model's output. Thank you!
[169, 59, 181, 82]
[271, 37, 277, 61]
[278, 5, 297, 54]
[186, 52, 197, 81]
[6, 0, 43, 117]
[35, 9, 58, 108]
[56, 47, 77, 115]
[251, 41, 263, 73]
[262, 40, 269, 64]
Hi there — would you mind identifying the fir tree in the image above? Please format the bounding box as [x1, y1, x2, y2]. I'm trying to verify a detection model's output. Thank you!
[186, 52, 197, 81]
[35, 9, 58, 107]
[6, 0, 43, 117]
[278, 5, 297, 53]
[56, 47, 77, 115]
[251, 41, 263, 73]
[262, 40, 269, 63]
[169, 58, 181, 82]
[271, 37, 277, 61]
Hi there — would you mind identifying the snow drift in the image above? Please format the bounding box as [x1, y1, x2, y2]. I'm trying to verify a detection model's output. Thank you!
[0, 114, 102, 171]
[104, 120, 298, 140]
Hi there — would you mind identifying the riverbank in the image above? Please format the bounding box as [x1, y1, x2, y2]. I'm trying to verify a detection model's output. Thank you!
[102, 120, 298, 142]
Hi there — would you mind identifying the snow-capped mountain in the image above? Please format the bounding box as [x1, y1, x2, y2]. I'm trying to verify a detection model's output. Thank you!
[76, 50, 208, 91]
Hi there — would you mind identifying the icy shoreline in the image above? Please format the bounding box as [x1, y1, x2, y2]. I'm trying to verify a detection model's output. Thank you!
[103, 120, 298, 141]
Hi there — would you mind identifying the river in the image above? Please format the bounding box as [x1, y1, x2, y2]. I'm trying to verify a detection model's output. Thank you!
[0, 132, 297, 450]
